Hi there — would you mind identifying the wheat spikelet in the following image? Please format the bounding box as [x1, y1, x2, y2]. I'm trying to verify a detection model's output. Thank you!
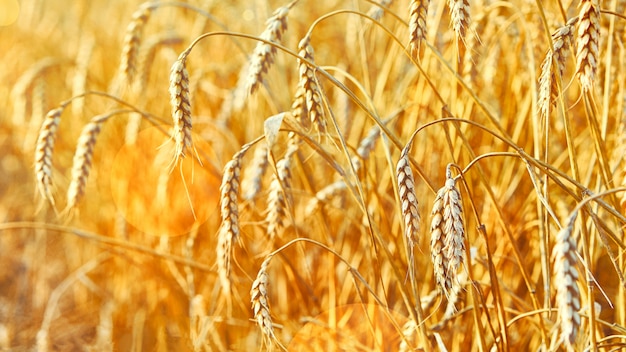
[552, 214, 581, 350]
[537, 19, 576, 121]
[296, 35, 326, 134]
[66, 115, 107, 210]
[251, 255, 275, 341]
[396, 147, 420, 249]
[266, 134, 298, 238]
[216, 146, 249, 296]
[34, 106, 65, 206]
[408, 0, 429, 58]
[575, 0, 600, 92]
[120, 2, 154, 84]
[447, 0, 470, 40]
[246, 5, 290, 95]
[430, 168, 465, 298]
[169, 52, 193, 163]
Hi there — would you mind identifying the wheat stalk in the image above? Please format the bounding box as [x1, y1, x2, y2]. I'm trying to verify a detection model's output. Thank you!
[575, 0, 600, 92]
[408, 0, 429, 58]
[430, 166, 465, 299]
[295, 34, 326, 133]
[216, 145, 250, 296]
[169, 52, 193, 164]
[246, 4, 291, 95]
[251, 254, 275, 342]
[396, 146, 420, 250]
[120, 2, 155, 85]
[447, 0, 470, 41]
[552, 213, 581, 350]
[34, 106, 65, 206]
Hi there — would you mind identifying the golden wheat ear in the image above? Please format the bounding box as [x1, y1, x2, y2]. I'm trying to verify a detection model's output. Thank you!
[35, 106, 65, 207]
[396, 145, 420, 250]
[120, 2, 155, 85]
[430, 167, 465, 300]
[169, 53, 193, 165]
[408, 0, 429, 58]
[251, 255, 276, 343]
[552, 213, 581, 350]
[575, 0, 600, 92]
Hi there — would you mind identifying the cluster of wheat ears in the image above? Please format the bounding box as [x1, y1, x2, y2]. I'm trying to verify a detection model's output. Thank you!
[2, 0, 626, 350]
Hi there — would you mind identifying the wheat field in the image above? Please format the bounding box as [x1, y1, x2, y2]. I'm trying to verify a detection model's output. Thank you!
[1, 0, 626, 350]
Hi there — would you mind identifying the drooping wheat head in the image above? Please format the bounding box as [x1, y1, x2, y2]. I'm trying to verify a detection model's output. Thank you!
[120, 2, 155, 85]
[217, 146, 250, 296]
[251, 254, 275, 342]
[169, 52, 193, 164]
[575, 0, 600, 92]
[408, 0, 429, 58]
[552, 213, 581, 350]
[242, 142, 269, 201]
[296, 34, 326, 134]
[430, 167, 465, 299]
[447, 0, 470, 41]
[538, 19, 576, 121]
[66, 115, 108, 210]
[35, 106, 65, 206]
[246, 5, 291, 95]
[396, 145, 420, 250]
[266, 133, 299, 239]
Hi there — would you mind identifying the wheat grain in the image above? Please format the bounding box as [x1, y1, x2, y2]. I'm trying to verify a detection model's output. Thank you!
[120, 2, 154, 85]
[251, 255, 275, 342]
[216, 146, 249, 296]
[552, 214, 581, 350]
[246, 5, 290, 95]
[430, 168, 465, 299]
[447, 0, 470, 40]
[408, 0, 429, 58]
[34, 106, 65, 206]
[66, 115, 108, 210]
[575, 0, 600, 92]
[396, 147, 420, 249]
[296, 35, 326, 133]
[169, 52, 193, 163]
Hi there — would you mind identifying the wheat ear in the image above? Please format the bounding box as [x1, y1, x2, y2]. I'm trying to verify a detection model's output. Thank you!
[35, 106, 65, 205]
[246, 4, 291, 95]
[266, 134, 299, 239]
[242, 142, 269, 201]
[430, 166, 465, 299]
[447, 0, 470, 41]
[251, 254, 275, 342]
[575, 0, 600, 92]
[408, 0, 429, 58]
[169, 51, 193, 164]
[216, 145, 250, 296]
[396, 145, 420, 250]
[295, 34, 326, 133]
[538, 19, 576, 121]
[66, 115, 108, 210]
[120, 2, 154, 84]
[552, 213, 581, 350]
